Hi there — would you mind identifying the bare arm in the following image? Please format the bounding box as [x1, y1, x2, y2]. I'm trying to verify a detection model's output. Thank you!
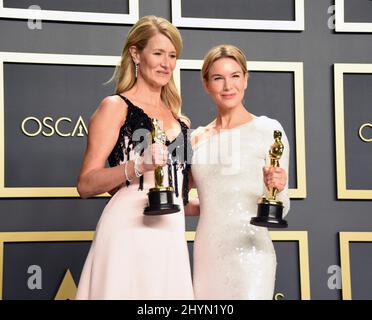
[184, 146, 200, 216]
[77, 96, 168, 199]
[77, 96, 128, 198]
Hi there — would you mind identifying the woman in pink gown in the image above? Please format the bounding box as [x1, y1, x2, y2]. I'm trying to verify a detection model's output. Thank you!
[75, 16, 193, 300]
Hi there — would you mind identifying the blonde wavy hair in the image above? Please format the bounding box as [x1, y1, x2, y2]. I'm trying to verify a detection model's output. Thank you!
[201, 44, 249, 82]
[112, 15, 189, 125]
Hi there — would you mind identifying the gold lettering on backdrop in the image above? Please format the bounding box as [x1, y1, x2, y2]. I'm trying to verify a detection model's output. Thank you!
[42, 117, 54, 137]
[20, 116, 88, 137]
[359, 123, 372, 142]
[71, 116, 88, 137]
[21, 116, 42, 137]
[274, 293, 285, 300]
[55, 117, 72, 137]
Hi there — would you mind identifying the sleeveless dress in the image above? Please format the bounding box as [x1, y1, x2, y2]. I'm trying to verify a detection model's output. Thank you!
[191, 116, 290, 300]
[76, 95, 194, 300]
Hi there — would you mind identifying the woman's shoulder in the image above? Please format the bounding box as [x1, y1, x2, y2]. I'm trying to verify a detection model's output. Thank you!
[253, 116, 289, 147]
[253, 115, 284, 132]
[178, 115, 191, 129]
[99, 94, 128, 111]
[192, 120, 216, 137]
[190, 126, 204, 145]
[191, 121, 216, 148]
[90, 95, 128, 126]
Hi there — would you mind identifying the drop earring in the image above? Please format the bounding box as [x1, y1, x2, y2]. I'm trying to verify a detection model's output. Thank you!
[135, 63, 138, 78]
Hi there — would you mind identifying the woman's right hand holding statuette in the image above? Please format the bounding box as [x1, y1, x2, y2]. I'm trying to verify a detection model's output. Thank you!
[250, 130, 288, 228]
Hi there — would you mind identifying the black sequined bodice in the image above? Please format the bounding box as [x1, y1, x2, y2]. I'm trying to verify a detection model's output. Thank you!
[107, 94, 192, 205]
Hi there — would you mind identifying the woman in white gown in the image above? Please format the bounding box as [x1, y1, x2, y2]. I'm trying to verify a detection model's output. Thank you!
[188, 45, 290, 300]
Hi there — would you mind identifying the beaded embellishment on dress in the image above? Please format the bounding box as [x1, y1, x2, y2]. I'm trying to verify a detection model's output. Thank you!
[107, 94, 192, 204]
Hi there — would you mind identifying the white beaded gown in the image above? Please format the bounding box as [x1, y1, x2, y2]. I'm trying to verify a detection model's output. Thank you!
[191, 116, 290, 300]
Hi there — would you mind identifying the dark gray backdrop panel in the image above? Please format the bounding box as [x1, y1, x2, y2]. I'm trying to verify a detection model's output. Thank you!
[181, 0, 295, 21]
[349, 242, 372, 300]
[246, 71, 296, 188]
[187, 241, 194, 275]
[3, 0, 129, 14]
[4, 63, 115, 187]
[344, 0, 372, 23]
[344, 74, 372, 190]
[3, 241, 90, 300]
[0, 198, 107, 231]
[273, 241, 301, 300]
[180, 70, 217, 129]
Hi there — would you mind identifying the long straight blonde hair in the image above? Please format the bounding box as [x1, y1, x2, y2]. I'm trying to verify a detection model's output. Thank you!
[112, 16, 189, 124]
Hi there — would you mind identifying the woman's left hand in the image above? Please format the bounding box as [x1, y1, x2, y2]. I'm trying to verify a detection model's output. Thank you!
[263, 166, 287, 192]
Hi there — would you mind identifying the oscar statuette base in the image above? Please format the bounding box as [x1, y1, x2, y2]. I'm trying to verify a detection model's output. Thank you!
[250, 198, 288, 228]
[144, 187, 180, 215]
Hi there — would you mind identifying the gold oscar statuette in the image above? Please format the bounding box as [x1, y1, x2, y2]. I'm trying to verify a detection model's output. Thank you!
[144, 119, 180, 215]
[250, 130, 288, 228]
